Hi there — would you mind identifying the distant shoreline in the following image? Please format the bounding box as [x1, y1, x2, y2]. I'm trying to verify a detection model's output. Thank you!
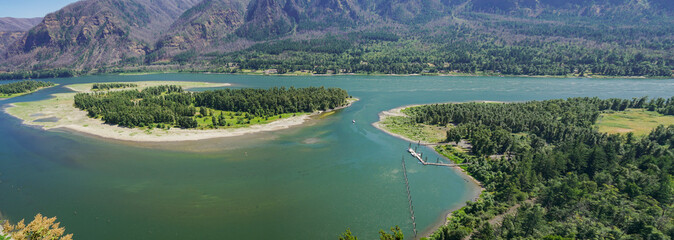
[2, 69, 673, 81]
[4, 81, 358, 143]
[0, 84, 59, 99]
[115, 70, 674, 79]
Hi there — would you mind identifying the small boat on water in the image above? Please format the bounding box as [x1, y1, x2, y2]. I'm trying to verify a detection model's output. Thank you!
[352, 119, 356, 124]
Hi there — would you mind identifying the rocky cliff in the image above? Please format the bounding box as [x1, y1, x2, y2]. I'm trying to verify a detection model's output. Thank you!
[1, 0, 200, 69]
[159, 0, 249, 54]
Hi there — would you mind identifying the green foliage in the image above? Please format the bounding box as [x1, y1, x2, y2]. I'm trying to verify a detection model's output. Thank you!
[172, 51, 197, 64]
[73, 85, 349, 129]
[379, 226, 404, 240]
[247, 36, 353, 55]
[213, 35, 673, 76]
[339, 229, 358, 240]
[208, 13, 674, 77]
[348, 31, 400, 42]
[413, 97, 674, 240]
[0, 69, 78, 80]
[145, 49, 166, 64]
[435, 145, 469, 165]
[0, 80, 54, 96]
[379, 115, 447, 143]
[91, 83, 137, 90]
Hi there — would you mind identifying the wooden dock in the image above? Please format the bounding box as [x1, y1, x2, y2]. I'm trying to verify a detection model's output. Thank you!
[407, 147, 470, 167]
[396, 143, 471, 238]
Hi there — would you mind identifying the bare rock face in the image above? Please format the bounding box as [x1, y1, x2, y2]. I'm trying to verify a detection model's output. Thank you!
[1, 0, 673, 70]
[0, 32, 27, 52]
[1, 0, 200, 70]
[159, 0, 248, 53]
[0, 17, 43, 53]
[236, 0, 296, 40]
[236, 0, 370, 40]
[303, 0, 363, 26]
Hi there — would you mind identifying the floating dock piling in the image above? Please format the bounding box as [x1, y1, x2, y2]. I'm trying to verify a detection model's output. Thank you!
[401, 156, 418, 238]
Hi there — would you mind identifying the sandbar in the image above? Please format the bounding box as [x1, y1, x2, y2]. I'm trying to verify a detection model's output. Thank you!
[5, 81, 356, 142]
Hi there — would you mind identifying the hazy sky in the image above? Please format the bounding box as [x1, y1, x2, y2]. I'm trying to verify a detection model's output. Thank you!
[0, 0, 80, 18]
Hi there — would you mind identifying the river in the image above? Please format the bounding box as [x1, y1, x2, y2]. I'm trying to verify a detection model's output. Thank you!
[0, 74, 672, 239]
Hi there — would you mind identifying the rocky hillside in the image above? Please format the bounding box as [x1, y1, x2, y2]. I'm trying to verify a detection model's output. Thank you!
[235, 0, 373, 40]
[0, 0, 672, 73]
[158, 0, 249, 54]
[1, 0, 200, 70]
[469, 0, 674, 16]
[0, 17, 42, 54]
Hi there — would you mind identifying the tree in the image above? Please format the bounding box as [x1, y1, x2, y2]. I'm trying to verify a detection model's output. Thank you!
[379, 226, 403, 240]
[1, 214, 73, 240]
[472, 223, 495, 240]
[447, 128, 462, 143]
[339, 229, 358, 240]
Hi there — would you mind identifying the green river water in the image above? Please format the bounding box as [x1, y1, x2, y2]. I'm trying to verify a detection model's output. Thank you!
[0, 74, 673, 239]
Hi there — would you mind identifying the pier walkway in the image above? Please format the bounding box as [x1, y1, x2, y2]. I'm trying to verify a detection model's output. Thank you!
[399, 142, 471, 238]
[407, 147, 471, 167]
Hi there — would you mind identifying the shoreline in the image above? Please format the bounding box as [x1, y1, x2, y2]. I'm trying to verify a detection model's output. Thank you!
[64, 98, 357, 143]
[0, 84, 59, 99]
[420, 172, 483, 239]
[5, 81, 358, 142]
[372, 100, 504, 144]
[141, 71, 674, 79]
[3, 70, 673, 81]
[373, 103, 487, 239]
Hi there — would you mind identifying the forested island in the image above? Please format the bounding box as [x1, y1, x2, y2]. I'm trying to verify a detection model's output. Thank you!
[73, 85, 350, 129]
[4, 81, 354, 142]
[0, 80, 55, 98]
[371, 97, 674, 239]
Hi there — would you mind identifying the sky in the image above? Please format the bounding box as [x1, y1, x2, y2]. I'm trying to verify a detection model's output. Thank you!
[0, 0, 80, 18]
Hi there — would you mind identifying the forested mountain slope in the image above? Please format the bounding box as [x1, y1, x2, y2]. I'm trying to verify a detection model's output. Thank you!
[0, 0, 673, 77]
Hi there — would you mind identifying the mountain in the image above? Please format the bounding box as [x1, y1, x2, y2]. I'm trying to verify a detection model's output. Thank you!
[158, 0, 249, 54]
[0, 17, 43, 32]
[469, 0, 674, 16]
[374, 0, 448, 23]
[0, 17, 43, 52]
[1, 0, 200, 70]
[0, 0, 672, 77]
[235, 0, 297, 40]
[235, 0, 372, 40]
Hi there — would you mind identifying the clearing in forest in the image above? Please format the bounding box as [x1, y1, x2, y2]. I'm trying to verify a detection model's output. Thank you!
[596, 109, 674, 135]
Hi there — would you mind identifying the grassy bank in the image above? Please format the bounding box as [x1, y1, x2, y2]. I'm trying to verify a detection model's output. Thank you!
[193, 109, 306, 129]
[378, 115, 448, 143]
[0, 81, 57, 99]
[0, 86, 57, 99]
[6, 81, 354, 142]
[596, 108, 674, 135]
[374, 98, 674, 240]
